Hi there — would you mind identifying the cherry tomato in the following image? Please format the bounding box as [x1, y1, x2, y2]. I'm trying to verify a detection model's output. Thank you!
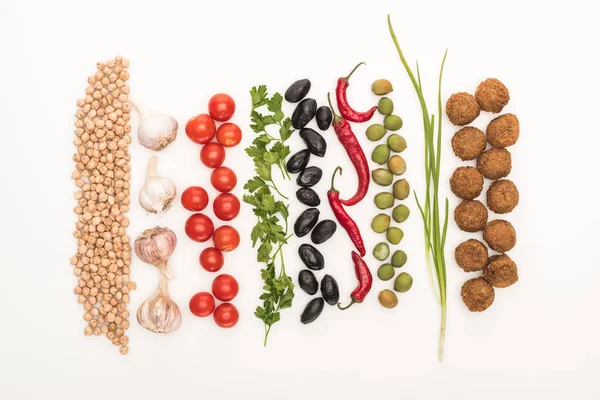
[212, 274, 239, 301]
[208, 93, 236, 122]
[216, 123, 242, 148]
[200, 142, 226, 168]
[213, 193, 240, 221]
[189, 292, 215, 317]
[213, 225, 240, 252]
[186, 113, 216, 144]
[181, 186, 209, 211]
[213, 303, 239, 328]
[185, 213, 214, 242]
[210, 166, 237, 193]
[200, 247, 224, 272]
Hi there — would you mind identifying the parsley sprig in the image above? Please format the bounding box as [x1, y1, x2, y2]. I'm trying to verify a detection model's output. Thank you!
[244, 85, 295, 346]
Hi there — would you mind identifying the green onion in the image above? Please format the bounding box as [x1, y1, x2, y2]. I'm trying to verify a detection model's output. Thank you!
[388, 15, 449, 361]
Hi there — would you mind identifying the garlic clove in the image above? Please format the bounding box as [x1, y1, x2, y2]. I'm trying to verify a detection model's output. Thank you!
[137, 275, 181, 334]
[129, 98, 178, 151]
[139, 156, 177, 215]
[134, 226, 177, 277]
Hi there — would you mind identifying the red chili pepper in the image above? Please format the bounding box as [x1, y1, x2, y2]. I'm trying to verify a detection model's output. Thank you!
[338, 251, 373, 310]
[328, 166, 366, 257]
[335, 62, 377, 123]
[327, 93, 370, 206]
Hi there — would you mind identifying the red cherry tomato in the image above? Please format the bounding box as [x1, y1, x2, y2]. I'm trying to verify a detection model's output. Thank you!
[213, 193, 240, 221]
[189, 292, 215, 317]
[210, 166, 237, 192]
[200, 142, 226, 168]
[185, 213, 214, 242]
[216, 123, 242, 148]
[212, 274, 239, 302]
[199, 247, 224, 272]
[213, 303, 239, 328]
[186, 113, 216, 144]
[181, 186, 209, 211]
[213, 225, 240, 252]
[208, 93, 236, 122]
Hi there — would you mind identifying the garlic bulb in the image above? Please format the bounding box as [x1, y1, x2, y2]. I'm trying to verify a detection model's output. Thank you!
[134, 226, 176, 279]
[139, 156, 176, 215]
[129, 98, 177, 151]
[137, 274, 181, 334]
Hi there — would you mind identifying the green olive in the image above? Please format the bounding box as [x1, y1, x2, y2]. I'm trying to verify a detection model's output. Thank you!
[391, 250, 408, 268]
[374, 192, 395, 209]
[392, 204, 410, 223]
[394, 272, 413, 293]
[371, 144, 390, 165]
[371, 79, 393, 95]
[377, 97, 394, 115]
[387, 134, 407, 153]
[377, 263, 395, 281]
[384, 115, 403, 131]
[372, 168, 393, 186]
[373, 242, 390, 261]
[387, 155, 406, 175]
[366, 124, 387, 141]
[371, 214, 391, 233]
[386, 227, 404, 245]
[393, 179, 410, 200]
[378, 289, 398, 309]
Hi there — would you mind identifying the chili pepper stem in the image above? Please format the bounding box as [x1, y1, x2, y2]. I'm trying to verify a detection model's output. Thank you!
[343, 62, 366, 81]
[337, 299, 357, 310]
[330, 166, 343, 191]
[327, 93, 342, 124]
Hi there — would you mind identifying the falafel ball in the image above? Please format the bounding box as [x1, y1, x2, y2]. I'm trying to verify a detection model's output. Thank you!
[461, 277, 495, 312]
[454, 200, 488, 232]
[483, 219, 516, 253]
[487, 113, 520, 148]
[475, 78, 510, 113]
[484, 254, 518, 288]
[477, 148, 512, 180]
[452, 127, 487, 160]
[455, 239, 489, 272]
[446, 92, 481, 126]
[450, 166, 484, 200]
[487, 179, 519, 214]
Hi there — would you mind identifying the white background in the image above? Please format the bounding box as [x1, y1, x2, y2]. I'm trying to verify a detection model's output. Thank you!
[1, 0, 598, 399]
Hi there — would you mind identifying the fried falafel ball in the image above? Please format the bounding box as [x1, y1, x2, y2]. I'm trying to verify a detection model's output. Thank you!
[454, 200, 488, 232]
[475, 78, 510, 113]
[452, 126, 487, 161]
[461, 277, 495, 312]
[483, 219, 516, 253]
[446, 92, 481, 126]
[455, 239, 489, 272]
[450, 166, 484, 200]
[487, 179, 519, 214]
[487, 113, 520, 148]
[484, 254, 518, 288]
[477, 148, 512, 180]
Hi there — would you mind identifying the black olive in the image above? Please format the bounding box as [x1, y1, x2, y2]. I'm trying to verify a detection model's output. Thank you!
[316, 106, 333, 131]
[311, 220, 337, 244]
[294, 208, 320, 237]
[285, 79, 311, 103]
[298, 270, 318, 295]
[320, 275, 340, 306]
[298, 244, 324, 270]
[299, 128, 327, 157]
[286, 149, 310, 174]
[300, 297, 324, 324]
[291, 98, 317, 129]
[297, 166, 322, 187]
[296, 188, 321, 207]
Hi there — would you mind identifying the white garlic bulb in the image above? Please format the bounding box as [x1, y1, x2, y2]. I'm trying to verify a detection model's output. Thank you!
[137, 274, 181, 334]
[134, 227, 177, 279]
[139, 156, 176, 215]
[129, 98, 177, 151]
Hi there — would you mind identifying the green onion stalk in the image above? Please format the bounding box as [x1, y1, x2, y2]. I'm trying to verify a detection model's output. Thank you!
[388, 15, 449, 361]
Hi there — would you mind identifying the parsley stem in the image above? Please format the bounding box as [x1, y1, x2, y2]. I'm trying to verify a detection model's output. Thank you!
[267, 182, 288, 200]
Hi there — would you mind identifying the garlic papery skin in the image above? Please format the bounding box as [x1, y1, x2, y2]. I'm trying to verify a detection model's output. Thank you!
[137, 274, 182, 334]
[139, 156, 176, 215]
[134, 226, 177, 279]
[129, 98, 178, 151]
